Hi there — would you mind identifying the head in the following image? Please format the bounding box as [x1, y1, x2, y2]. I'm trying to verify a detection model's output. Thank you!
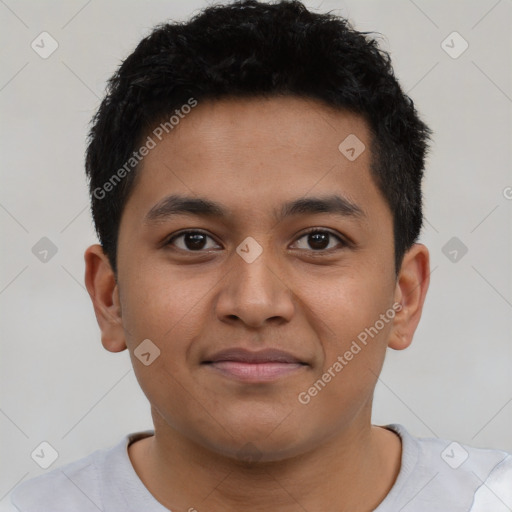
[84, 0, 431, 461]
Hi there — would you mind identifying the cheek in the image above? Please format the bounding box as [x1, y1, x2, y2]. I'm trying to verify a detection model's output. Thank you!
[119, 261, 217, 346]
[297, 293, 393, 428]
[296, 268, 395, 406]
[121, 268, 216, 432]
[297, 265, 394, 339]
[119, 264, 218, 398]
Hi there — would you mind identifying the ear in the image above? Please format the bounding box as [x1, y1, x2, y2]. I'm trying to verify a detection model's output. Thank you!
[388, 243, 430, 351]
[84, 244, 127, 353]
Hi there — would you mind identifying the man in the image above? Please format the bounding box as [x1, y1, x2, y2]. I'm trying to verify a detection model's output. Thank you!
[11, 1, 511, 510]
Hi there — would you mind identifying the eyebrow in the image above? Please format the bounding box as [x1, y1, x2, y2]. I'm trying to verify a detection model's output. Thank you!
[144, 193, 366, 224]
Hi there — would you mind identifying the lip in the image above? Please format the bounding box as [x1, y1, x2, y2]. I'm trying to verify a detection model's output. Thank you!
[202, 348, 308, 382]
[204, 348, 304, 364]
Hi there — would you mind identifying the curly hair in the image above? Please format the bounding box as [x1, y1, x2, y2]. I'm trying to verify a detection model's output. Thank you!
[85, 0, 432, 276]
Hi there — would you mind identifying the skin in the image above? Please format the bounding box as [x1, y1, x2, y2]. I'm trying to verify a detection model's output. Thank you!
[85, 96, 430, 511]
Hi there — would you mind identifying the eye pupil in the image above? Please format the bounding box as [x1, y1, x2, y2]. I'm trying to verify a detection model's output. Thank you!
[185, 233, 207, 250]
[309, 232, 329, 250]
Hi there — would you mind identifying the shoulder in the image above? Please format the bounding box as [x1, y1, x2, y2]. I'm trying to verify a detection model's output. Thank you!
[470, 453, 512, 511]
[9, 433, 141, 512]
[10, 450, 104, 512]
[382, 424, 512, 511]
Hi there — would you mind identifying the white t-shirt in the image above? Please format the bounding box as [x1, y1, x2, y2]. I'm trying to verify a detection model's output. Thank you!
[8, 424, 512, 511]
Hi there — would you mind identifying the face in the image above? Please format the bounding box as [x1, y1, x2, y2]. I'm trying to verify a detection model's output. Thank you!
[86, 96, 429, 462]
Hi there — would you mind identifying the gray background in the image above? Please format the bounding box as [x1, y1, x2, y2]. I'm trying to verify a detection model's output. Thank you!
[1, 0, 511, 507]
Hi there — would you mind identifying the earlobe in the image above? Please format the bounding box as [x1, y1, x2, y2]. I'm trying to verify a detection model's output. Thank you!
[388, 243, 430, 351]
[84, 244, 127, 353]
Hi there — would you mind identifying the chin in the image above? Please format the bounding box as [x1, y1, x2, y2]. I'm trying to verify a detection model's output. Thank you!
[199, 415, 318, 464]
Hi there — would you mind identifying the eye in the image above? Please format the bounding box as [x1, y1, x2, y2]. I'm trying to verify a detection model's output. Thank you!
[292, 229, 346, 251]
[166, 230, 221, 251]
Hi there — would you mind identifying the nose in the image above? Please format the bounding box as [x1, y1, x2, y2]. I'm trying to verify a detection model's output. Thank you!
[214, 248, 295, 329]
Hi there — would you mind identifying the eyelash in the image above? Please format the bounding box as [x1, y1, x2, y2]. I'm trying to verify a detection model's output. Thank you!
[165, 228, 348, 253]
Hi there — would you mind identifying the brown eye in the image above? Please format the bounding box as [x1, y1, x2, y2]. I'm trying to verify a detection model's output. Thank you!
[292, 230, 345, 251]
[167, 231, 221, 251]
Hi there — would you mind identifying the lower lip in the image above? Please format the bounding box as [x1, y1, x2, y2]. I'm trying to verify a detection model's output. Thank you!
[206, 361, 305, 382]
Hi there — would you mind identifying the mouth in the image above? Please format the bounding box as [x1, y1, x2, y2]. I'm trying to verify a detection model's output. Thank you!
[202, 348, 309, 382]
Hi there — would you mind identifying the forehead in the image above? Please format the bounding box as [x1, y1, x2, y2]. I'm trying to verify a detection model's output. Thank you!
[161, 96, 372, 166]
[124, 96, 388, 227]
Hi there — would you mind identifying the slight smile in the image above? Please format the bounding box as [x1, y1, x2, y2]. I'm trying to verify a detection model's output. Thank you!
[202, 348, 309, 382]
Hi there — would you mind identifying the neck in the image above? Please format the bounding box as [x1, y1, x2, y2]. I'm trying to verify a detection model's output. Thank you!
[129, 411, 402, 511]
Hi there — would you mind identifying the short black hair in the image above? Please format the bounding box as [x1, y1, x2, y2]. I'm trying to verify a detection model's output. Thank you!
[85, 0, 431, 276]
